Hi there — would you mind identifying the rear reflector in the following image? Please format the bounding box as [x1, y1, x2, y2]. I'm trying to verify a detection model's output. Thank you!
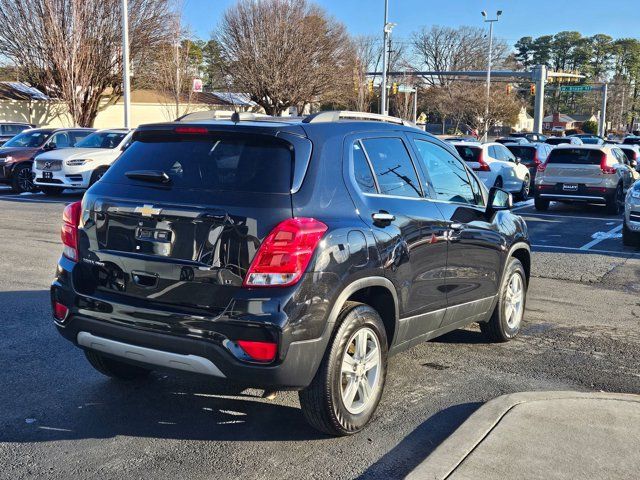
[237, 340, 277, 362]
[53, 301, 69, 322]
[174, 126, 208, 135]
[61, 201, 82, 262]
[244, 217, 328, 287]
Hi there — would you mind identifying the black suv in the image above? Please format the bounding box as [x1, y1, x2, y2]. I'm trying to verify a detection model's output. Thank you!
[51, 112, 531, 435]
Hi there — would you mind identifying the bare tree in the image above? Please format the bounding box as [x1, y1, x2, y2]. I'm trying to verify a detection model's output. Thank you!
[0, 0, 170, 126]
[412, 25, 509, 87]
[218, 0, 354, 116]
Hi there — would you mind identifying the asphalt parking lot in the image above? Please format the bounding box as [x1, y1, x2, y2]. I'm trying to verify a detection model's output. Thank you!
[1, 189, 639, 480]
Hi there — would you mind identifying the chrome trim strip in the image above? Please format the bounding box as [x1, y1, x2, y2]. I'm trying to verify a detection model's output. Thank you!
[77, 331, 226, 378]
[539, 194, 606, 201]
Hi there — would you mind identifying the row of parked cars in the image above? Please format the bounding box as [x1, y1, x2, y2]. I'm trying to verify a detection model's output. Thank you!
[0, 123, 132, 194]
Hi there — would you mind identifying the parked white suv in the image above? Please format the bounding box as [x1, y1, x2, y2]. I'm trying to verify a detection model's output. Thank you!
[452, 141, 531, 199]
[33, 129, 132, 195]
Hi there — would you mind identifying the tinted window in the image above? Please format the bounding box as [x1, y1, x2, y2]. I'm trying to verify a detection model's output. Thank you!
[623, 137, 640, 145]
[1, 124, 28, 135]
[546, 138, 571, 145]
[361, 138, 422, 198]
[3, 130, 51, 148]
[413, 140, 477, 204]
[547, 148, 603, 165]
[103, 134, 293, 193]
[620, 147, 638, 160]
[506, 146, 535, 161]
[352, 142, 376, 194]
[454, 145, 482, 162]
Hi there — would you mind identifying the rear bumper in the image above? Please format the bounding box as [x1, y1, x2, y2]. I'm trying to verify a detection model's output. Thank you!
[535, 184, 616, 203]
[51, 256, 333, 389]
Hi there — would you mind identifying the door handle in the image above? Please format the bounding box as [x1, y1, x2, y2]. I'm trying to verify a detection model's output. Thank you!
[372, 211, 395, 226]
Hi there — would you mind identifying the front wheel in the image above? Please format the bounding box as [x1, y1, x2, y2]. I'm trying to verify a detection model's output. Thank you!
[89, 167, 108, 187]
[11, 164, 35, 193]
[518, 176, 530, 201]
[480, 258, 527, 342]
[606, 184, 623, 215]
[299, 302, 388, 436]
[534, 196, 549, 211]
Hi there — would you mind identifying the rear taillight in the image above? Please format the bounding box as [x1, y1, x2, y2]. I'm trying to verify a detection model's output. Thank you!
[244, 217, 328, 287]
[533, 150, 541, 168]
[237, 340, 277, 362]
[600, 153, 616, 174]
[474, 151, 490, 172]
[537, 160, 547, 172]
[61, 201, 82, 262]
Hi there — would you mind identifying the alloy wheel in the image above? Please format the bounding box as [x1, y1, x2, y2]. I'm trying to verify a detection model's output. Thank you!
[340, 327, 381, 415]
[18, 167, 34, 192]
[504, 272, 524, 329]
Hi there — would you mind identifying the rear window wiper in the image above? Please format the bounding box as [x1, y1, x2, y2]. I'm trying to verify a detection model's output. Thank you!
[125, 170, 171, 184]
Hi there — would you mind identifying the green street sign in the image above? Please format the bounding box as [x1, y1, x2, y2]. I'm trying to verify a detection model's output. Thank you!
[559, 85, 593, 92]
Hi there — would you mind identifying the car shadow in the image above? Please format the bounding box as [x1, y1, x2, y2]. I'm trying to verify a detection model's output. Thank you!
[431, 328, 492, 345]
[0, 290, 325, 444]
[357, 402, 482, 479]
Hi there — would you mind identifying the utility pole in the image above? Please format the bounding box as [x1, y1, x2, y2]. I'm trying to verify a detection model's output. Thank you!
[533, 65, 547, 134]
[413, 86, 418, 123]
[481, 10, 501, 141]
[600, 83, 608, 138]
[380, 0, 396, 116]
[121, 0, 131, 128]
[176, 41, 181, 119]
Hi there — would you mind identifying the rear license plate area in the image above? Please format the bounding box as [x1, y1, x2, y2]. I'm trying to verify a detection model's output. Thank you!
[562, 183, 578, 192]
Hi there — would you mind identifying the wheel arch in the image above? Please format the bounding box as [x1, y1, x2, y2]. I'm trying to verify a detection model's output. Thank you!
[326, 276, 399, 349]
[507, 242, 531, 285]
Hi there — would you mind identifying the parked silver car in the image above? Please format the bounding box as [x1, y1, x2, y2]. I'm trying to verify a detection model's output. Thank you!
[534, 144, 635, 214]
[624, 180, 640, 246]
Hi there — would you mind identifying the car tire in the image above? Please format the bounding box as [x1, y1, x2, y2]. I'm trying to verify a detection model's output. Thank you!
[518, 176, 530, 200]
[606, 184, 623, 215]
[623, 222, 639, 247]
[494, 176, 503, 188]
[299, 301, 388, 436]
[480, 257, 527, 342]
[534, 196, 549, 211]
[89, 167, 108, 187]
[84, 350, 152, 380]
[10, 163, 35, 193]
[40, 186, 64, 196]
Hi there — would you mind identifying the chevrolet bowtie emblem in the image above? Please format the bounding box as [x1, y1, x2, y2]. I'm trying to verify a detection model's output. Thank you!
[135, 204, 162, 217]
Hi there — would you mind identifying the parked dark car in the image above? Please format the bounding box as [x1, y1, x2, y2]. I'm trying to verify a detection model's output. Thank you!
[0, 127, 94, 192]
[51, 112, 531, 435]
[623, 136, 640, 146]
[505, 142, 553, 190]
[0, 122, 34, 146]
[510, 132, 547, 143]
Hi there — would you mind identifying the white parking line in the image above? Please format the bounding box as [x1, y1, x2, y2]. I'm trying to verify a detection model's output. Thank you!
[532, 244, 636, 255]
[579, 224, 623, 250]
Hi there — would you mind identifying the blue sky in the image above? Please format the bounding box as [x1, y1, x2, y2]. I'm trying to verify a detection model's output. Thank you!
[183, 0, 639, 46]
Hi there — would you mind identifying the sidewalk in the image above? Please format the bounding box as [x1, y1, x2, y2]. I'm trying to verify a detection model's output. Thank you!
[407, 391, 640, 480]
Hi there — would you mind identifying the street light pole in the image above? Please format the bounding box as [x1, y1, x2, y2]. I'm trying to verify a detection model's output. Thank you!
[482, 10, 501, 141]
[121, 0, 131, 128]
[380, 0, 396, 115]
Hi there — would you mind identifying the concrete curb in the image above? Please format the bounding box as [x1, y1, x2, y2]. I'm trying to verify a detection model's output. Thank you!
[406, 391, 640, 480]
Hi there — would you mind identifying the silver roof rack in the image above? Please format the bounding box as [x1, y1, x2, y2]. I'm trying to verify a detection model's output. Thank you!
[176, 110, 273, 122]
[303, 110, 415, 127]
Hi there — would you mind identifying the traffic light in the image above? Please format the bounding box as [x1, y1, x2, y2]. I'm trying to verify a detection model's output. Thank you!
[392, 82, 398, 95]
[506, 84, 513, 94]
[367, 79, 374, 94]
[530, 84, 536, 95]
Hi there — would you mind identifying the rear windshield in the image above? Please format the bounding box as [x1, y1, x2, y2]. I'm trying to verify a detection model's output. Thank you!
[623, 137, 640, 145]
[454, 145, 481, 162]
[546, 138, 571, 145]
[102, 132, 293, 193]
[506, 146, 535, 161]
[547, 148, 603, 165]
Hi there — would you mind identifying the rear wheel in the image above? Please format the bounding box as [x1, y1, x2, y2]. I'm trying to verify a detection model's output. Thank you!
[40, 186, 64, 196]
[10, 163, 34, 193]
[480, 258, 527, 342]
[534, 196, 549, 211]
[606, 184, 623, 215]
[84, 350, 152, 380]
[623, 222, 640, 247]
[299, 302, 388, 436]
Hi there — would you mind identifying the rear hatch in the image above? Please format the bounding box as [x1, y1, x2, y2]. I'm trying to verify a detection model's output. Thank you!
[76, 125, 306, 314]
[543, 148, 605, 185]
[454, 144, 483, 170]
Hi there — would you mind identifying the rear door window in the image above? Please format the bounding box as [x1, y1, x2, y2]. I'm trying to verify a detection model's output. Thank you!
[507, 146, 535, 162]
[102, 133, 294, 193]
[352, 142, 377, 194]
[547, 148, 603, 165]
[361, 137, 422, 198]
[454, 145, 481, 162]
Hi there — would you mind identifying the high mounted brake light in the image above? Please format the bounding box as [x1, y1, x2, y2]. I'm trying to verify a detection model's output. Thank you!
[61, 201, 82, 262]
[174, 126, 208, 135]
[244, 218, 328, 287]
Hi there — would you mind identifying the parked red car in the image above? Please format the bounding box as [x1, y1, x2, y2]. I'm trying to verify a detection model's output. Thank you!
[0, 127, 94, 193]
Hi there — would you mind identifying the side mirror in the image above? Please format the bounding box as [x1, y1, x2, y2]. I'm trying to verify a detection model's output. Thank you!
[487, 187, 513, 214]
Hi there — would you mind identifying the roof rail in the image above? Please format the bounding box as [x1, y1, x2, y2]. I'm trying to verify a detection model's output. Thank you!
[176, 110, 272, 122]
[303, 110, 415, 127]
